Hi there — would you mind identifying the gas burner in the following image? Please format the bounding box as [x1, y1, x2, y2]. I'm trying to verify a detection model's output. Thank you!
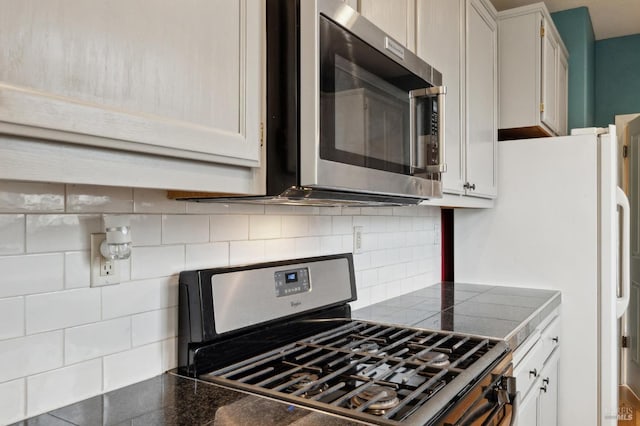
[418, 351, 450, 368]
[351, 385, 400, 415]
[288, 372, 329, 397]
[353, 341, 381, 353]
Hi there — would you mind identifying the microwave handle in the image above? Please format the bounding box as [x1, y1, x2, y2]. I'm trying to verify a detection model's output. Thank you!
[409, 86, 447, 174]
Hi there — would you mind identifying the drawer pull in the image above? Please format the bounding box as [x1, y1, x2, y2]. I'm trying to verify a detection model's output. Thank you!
[552, 336, 559, 343]
[529, 368, 538, 378]
[540, 384, 548, 393]
[543, 377, 549, 385]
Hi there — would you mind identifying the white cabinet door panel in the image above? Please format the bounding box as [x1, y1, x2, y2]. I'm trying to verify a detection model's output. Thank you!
[465, 0, 497, 198]
[0, 0, 261, 166]
[417, 0, 465, 195]
[541, 19, 559, 134]
[359, 0, 416, 52]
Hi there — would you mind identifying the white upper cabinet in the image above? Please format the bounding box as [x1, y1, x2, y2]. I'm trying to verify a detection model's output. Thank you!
[417, 0, 465, 196]
[417, 0, 497, 200]
[0, 0, 262, 168]
[359, 0, 417, 52]
[465, 0, 497, 198]
[497, 3, 568, 140]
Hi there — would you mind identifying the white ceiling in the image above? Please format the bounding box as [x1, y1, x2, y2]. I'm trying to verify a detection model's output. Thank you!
[489, 0, 640, 40]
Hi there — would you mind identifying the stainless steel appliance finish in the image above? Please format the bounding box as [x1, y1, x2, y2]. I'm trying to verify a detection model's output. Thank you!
[177, 254, 516, 425]
[178, 0, 446, 206]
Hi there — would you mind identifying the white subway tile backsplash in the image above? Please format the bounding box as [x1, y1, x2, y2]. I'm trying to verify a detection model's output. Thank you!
[0, 214, 25, 255]
[264, 238, 296, 261]
[130, 245, 185, 280]
[0, 182, 64, 213]
[66, 185, 133, 213]
[186, 202, 264, 215]
[229, 240, 265, 265]
[0, 379, 25, 425]
[0, 331, 63, 383]
[162, 215, 209, 245]
[133, 189, 186, 214]
[265, 205, 319, 216]
[332, 216, 352, 234]
[307, 216, 332, 236]
[103, 342, 163, 392]
[0, 297, 24, 340]
[210, 215, 248, 241]
[26, 214, 102, 253]
[249, 215, 281, 240]
[294, 237, 321, 258]
[26, 288, 101, 334]
[282, 216, 309, 238]
[161, 337, 177, 372]
[129, 215, 162, 246]
[0, 253, 64, 298]
[102, 276, 178, 320]
[27, 359, 102, 417]
[185, 242, 229, 269]
[65, 317, 131, 364]
[132, 307, 177, 347]
[0, 181, 443, 421]
[64, 251, 90, 289]
[319, 235, 343, 255]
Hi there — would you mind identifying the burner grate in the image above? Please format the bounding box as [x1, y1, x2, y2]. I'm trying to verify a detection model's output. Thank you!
[200, 321, 503, 424]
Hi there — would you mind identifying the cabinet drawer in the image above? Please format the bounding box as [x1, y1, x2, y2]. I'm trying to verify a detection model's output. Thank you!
[513, 336, 546, 399]
[540, 315, 560, 361]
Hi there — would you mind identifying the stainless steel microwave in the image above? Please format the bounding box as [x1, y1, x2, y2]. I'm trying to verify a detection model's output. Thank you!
[183, 0, 446, 206]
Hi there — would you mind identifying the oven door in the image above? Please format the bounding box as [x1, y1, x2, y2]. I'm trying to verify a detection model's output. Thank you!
[439, 357, 516, 426]
[299, 0, 445, 199]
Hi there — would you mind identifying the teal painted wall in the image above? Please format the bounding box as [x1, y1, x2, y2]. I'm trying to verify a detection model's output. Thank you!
[551, 7, 595, 129]
[595, 34, 640, 126]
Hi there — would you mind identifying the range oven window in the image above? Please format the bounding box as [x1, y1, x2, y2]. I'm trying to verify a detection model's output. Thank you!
[319, 15, 434, 176]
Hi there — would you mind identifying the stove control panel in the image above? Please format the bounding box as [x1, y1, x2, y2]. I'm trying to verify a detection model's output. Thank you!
[274, 267, 311, 297]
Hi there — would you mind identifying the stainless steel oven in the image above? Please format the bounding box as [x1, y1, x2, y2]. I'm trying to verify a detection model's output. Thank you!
[264, 0, 446, 205]
[177, 254, 517, 425]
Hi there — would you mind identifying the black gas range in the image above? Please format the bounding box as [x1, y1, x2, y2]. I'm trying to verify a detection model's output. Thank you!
[177, 254, 516, 425]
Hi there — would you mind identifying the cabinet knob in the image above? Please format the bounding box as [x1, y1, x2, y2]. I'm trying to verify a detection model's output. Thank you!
[540, 384, 548, 393]
[529, 368, 538, 378]
[552, 336, 559, 343]
[463, 182, 476, 191]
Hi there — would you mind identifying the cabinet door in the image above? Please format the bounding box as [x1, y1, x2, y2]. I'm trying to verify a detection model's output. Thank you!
[517, 380, 540, 426]
[538, 350, 559, 426]
[557, 51, 569, 136]
[0, 0, 261, 167]
[541, 18, 559, 134]
[359, 0, 416, 51]
[465, 0, 497, 198]
[417, 0, 465, 195]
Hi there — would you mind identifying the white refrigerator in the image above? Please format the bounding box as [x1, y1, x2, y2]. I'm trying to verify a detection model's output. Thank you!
[454, 126, 630, 426]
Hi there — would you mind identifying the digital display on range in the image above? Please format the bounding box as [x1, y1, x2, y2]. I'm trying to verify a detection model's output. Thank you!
[285, 272, 298, 283]
[274, 267, 311, 297]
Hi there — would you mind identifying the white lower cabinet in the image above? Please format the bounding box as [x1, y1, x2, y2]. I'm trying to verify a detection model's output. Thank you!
[513, 310, 560, 426]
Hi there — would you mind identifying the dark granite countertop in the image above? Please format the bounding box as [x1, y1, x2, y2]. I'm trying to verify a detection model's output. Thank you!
[16, 282, 559, 426]
[352, 282, 561, 349]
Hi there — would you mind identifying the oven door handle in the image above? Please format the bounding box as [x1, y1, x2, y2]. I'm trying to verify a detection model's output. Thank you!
[409, 86, 447, 175]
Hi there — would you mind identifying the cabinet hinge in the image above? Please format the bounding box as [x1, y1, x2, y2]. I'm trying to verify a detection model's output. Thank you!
[540, 24, 545, 37]
[540, 103, 544, 113]
[623, 145, 629, 158]
[260, 122, 264, 147]
[622, 335, 629, 348]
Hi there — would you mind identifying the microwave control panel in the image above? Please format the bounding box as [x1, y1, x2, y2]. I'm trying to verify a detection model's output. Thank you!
[274, 267, 311, 297]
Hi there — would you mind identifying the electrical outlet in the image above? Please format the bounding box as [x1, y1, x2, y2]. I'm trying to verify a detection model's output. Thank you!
[90, 233, 121, 287]
[353, 226, 363, 254]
